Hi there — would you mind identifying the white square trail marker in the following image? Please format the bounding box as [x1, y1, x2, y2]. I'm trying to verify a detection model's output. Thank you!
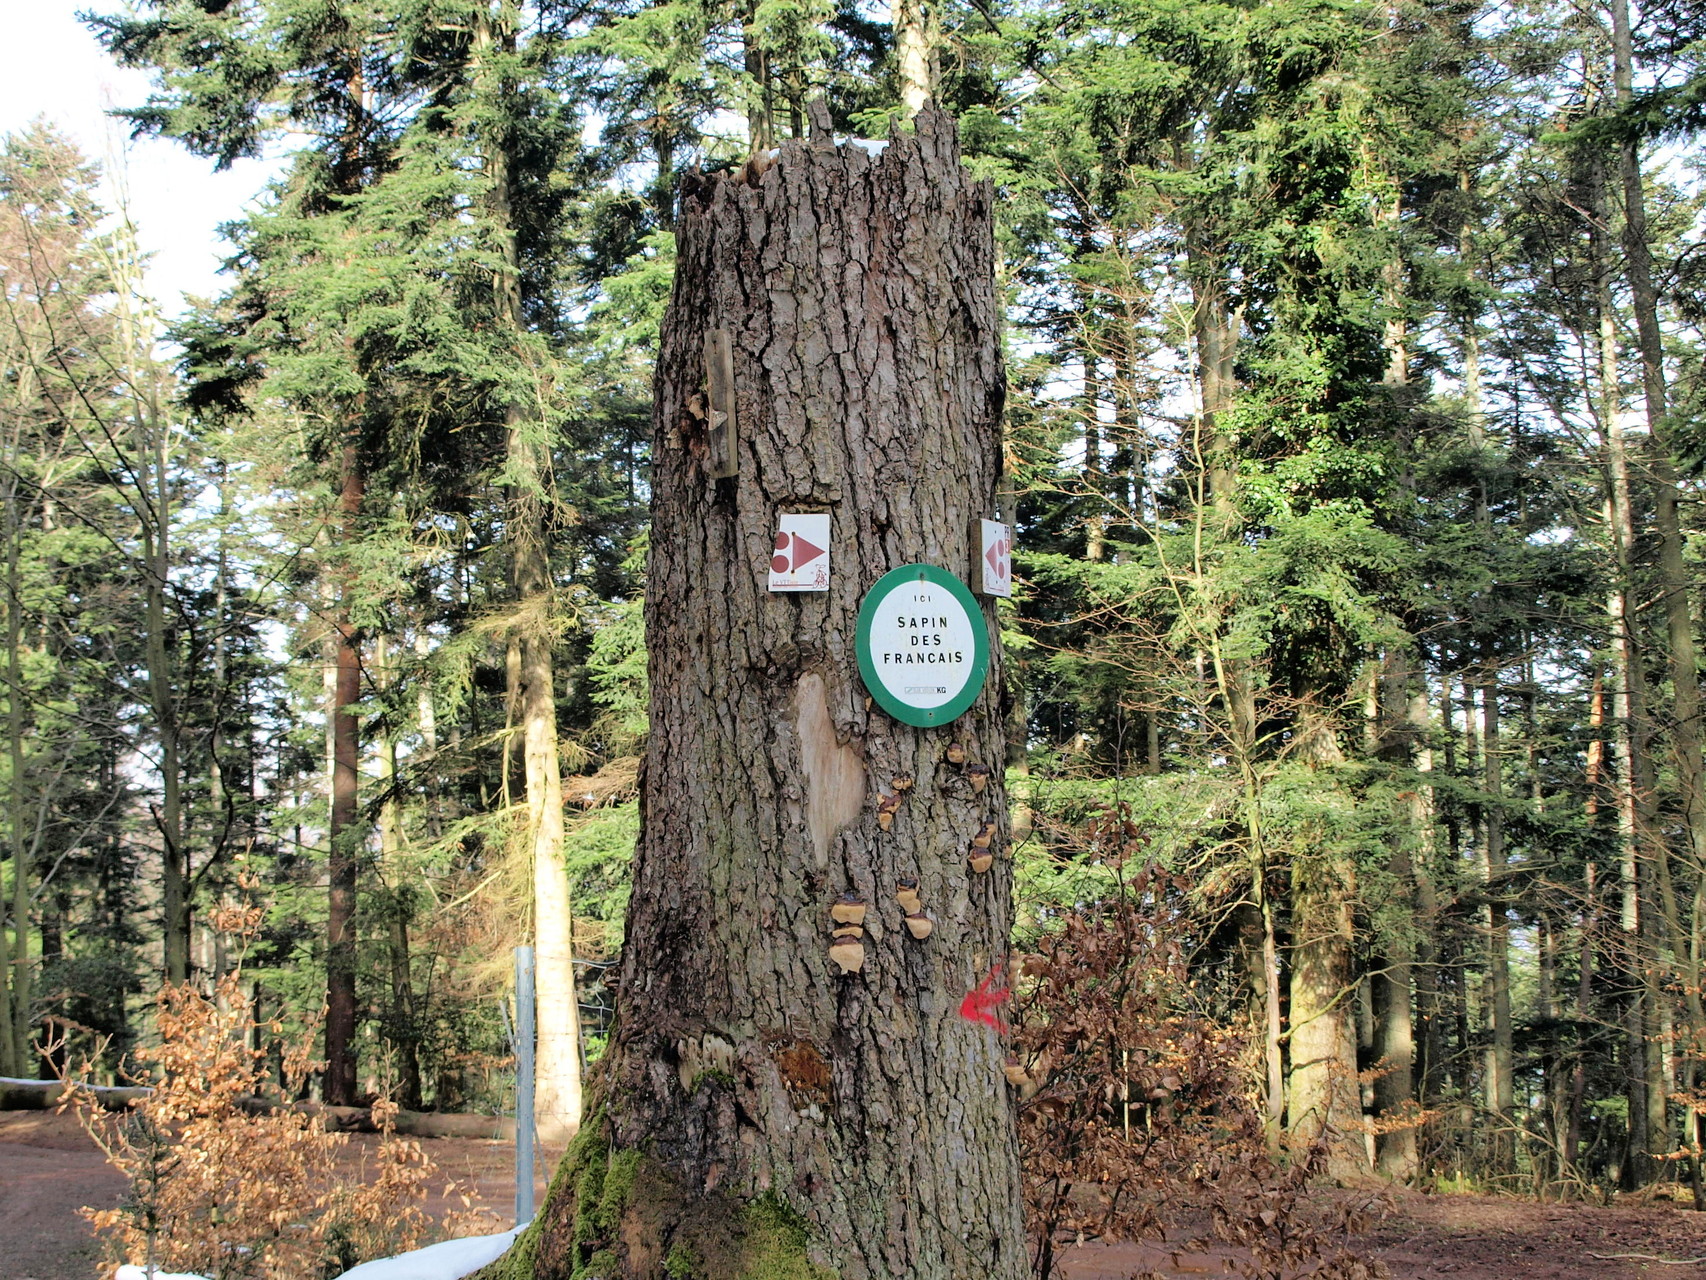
[978, 519, 1012, 597]
[768, 513, 830, 592]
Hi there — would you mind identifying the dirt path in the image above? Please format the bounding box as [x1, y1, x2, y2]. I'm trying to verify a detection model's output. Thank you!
[1048, 1191, 1706, 1279]
[8, 1109, 1706, 1280]
[0, 1110, 533, 1280]
[2, 1111, 126, 1280]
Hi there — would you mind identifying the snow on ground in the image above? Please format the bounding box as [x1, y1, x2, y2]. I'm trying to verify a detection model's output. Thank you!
[110, 1226, 524, 1280]
[334, 1226, 525, 1280]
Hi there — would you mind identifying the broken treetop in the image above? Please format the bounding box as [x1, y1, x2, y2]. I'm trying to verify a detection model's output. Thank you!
[855, 564, 990, 727]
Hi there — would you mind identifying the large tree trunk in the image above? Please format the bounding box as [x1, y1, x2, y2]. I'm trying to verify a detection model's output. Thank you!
[501, 105, 1020, 1280]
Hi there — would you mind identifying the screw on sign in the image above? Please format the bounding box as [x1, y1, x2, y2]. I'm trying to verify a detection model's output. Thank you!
[768, 513, 830, 592]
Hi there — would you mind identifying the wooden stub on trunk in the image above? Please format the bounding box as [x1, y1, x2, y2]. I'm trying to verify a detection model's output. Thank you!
[567, 105, 1021, 1280]
[702, 325, 738, 479]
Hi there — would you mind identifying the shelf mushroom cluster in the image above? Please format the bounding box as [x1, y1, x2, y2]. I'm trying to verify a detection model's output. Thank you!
[826, 742, 1001, 976]
[827, 894, 868, 973]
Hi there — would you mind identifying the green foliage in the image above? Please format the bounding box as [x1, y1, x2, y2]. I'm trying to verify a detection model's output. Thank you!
[586, 597, 650, 757]
[562, 802, 639, 951]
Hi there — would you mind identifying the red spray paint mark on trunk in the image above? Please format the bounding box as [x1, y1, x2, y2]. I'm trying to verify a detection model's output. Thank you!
[959, 962, 1010, 1034]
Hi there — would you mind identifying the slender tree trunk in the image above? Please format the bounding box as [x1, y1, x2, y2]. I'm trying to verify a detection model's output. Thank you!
[1464, 317, 1511, 1168]
[1187, 217, 1240, 544]
[1076, 225, 1107, 566]
[1374, 656, 1420, 1179]
[6, 490, 29, 1074]
[893, 0, 939, 117]
[137, 398, 187, 986]
[416, 630, 443, 839]
[1082, 373, 1104, 564]
[519, 536, 582, 1143]
[1596, 218, 1656, 1184]
[1183, 193, 1282, 1144]
[741, 0, 774, 149]
[1286, 711, 1368, 1179]
[1412, 684, 1443, 1108]
[375, 636, 423, 1111]
[474, 0, 583, 1144]
[1372, 207, 1418, 1179]
[508, 107, 1021, 1280]
[1481, 676, 1515, 1172]
[325, 435, 364, 1107]
[1611, 0, 1700, 1179]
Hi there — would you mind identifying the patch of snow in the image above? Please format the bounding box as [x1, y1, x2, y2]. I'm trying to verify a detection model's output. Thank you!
[109, 1226, 524, 1280]
[335, 1226, 526, 1280]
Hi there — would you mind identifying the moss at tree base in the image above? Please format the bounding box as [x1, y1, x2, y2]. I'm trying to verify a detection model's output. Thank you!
[467, 1117, 837, 1280]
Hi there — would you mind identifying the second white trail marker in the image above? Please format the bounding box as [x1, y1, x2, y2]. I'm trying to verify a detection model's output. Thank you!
[978, 519, 1012, 598]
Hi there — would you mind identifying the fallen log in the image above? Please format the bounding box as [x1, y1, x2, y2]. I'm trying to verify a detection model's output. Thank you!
[1, 1076, 514, 1138]
[0, 1076, 150, 1110]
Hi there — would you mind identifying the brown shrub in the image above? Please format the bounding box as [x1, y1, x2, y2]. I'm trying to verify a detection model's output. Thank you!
[1013, 806, 1386, 1280]
[65, 970, 442, 1280]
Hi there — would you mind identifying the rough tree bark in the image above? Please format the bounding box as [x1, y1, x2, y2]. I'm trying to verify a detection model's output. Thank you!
[489, 105, 1020, 1280]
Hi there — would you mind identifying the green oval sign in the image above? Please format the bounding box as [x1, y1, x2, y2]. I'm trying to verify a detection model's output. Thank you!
[855, 564, 990, 727]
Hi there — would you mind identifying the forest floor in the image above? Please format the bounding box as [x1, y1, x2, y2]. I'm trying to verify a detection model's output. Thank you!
[5, 1108, 1706, 1280]
[1050, 1191, 1706, 1278]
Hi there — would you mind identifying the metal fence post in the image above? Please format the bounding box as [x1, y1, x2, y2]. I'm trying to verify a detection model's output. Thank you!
[515, 945, 536, 1226]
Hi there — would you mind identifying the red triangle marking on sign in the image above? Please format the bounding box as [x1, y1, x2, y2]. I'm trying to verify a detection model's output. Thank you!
[986, 543, 1001, 573]
[790, 533, 826, 570]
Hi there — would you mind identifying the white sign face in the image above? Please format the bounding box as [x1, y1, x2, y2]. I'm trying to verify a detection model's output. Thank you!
[979, 519, 1012, 597]
[768, 513, 830, 592]
[862, 575, 980, 710]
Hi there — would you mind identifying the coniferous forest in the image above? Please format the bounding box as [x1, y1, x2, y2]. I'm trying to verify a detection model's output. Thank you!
[6, 0, 1706, 1246]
